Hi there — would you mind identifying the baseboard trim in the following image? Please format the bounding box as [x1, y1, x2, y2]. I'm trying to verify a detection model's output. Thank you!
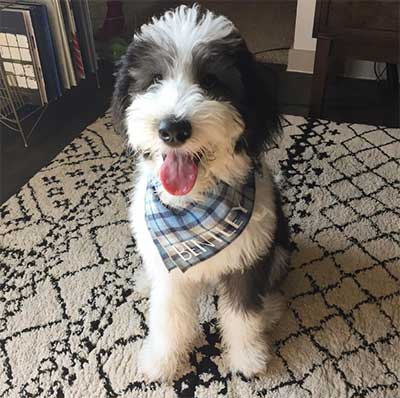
[287, 49, 315, 74]
[287, 49, 399, 82]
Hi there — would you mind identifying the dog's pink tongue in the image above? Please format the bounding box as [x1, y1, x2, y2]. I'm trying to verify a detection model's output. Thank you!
[160, 152, 198, 196]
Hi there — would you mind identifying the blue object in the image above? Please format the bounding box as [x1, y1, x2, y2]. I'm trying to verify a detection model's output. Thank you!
[145, 173, 256, 272]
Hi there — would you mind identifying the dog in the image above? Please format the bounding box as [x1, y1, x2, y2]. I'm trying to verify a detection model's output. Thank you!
[111, 4, 289, 381]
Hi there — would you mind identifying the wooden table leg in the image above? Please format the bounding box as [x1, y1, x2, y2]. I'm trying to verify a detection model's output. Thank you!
[309, 37, 332, 118]
[386, 63, 399, 95]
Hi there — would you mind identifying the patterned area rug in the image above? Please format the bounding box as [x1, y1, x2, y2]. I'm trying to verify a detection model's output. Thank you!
[1, 114, 399, 398]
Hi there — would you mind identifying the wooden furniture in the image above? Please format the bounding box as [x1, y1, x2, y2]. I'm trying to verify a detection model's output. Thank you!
[310, 0, 399, 117]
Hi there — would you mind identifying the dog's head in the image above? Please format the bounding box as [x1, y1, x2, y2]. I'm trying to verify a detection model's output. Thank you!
[112, 5, 280, 204]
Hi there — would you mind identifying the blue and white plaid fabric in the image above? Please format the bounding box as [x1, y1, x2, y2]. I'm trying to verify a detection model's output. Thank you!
[145, 172, 255, 272]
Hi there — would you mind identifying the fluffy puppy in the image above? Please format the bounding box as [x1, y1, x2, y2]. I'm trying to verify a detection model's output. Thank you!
[111, 4, 289, 381]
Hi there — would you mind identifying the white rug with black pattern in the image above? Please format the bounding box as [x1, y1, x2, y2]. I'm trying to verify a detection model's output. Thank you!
[1, 114, 399, 398]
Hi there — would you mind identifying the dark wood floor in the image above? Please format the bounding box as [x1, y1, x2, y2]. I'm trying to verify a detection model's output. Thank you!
[0, 62, 398, 205]
[270, 64, 399, 127]
[0, 63, 114, 205]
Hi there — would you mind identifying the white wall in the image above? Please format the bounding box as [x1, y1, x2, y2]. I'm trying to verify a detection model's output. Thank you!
[293, 0, 316, 52]
[287, 0, 316, 74]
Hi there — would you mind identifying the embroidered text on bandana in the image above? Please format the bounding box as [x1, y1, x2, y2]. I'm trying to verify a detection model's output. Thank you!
[145, 173, 255, 272]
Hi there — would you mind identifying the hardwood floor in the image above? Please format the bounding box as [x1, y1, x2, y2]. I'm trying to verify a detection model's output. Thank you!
[0, 64, 114, 204]
[266, 63, 399, 127]
[1, 62, 398, 205]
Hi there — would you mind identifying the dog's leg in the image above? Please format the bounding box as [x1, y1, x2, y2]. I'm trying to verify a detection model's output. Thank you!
[138, 273, 200, 381]
[218, 263, 285, 377]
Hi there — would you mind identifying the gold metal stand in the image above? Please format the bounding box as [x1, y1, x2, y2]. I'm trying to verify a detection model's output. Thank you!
[0, 62, 48, 147]
[0, 0, 100, 147]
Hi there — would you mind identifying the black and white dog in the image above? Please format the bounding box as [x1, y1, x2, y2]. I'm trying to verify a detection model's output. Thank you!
[112, 5, 289, 381]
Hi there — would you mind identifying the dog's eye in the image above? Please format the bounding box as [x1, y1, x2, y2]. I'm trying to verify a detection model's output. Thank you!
[202, 73, 219, 89]
[151, 73, 162, 84]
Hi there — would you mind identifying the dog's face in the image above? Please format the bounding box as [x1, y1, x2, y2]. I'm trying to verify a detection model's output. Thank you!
[112, 5, 279, 203]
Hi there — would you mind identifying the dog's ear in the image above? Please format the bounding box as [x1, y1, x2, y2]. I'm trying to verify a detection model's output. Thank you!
[111, 57, 130, 136]
[111, 44, 137, 137]
[235, 44, 281, 159]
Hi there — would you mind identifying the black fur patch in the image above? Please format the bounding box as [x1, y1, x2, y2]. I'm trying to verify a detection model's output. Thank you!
[219, 181, 289, 314]
[219, 251, 275, 314]
[111, 37, 176, 136]
[193, 33, 281, 163]
[235, 54, 281, 162]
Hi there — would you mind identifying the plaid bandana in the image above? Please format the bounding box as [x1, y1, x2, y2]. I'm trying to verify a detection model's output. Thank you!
[145, 173, 255, 272]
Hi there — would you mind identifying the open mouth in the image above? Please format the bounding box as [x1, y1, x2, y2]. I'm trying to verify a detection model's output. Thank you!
[160, 152, 202, 196]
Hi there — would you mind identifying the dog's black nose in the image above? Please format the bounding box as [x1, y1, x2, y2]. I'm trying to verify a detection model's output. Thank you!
[158, 118, 192, 146]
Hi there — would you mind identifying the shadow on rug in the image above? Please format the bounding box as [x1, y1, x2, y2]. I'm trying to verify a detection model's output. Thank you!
[0, 114, 399, 398]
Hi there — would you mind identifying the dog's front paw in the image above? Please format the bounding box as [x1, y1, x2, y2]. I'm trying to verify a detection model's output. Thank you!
[138, 340, 179, 382]
[227, 344, 270, 378]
